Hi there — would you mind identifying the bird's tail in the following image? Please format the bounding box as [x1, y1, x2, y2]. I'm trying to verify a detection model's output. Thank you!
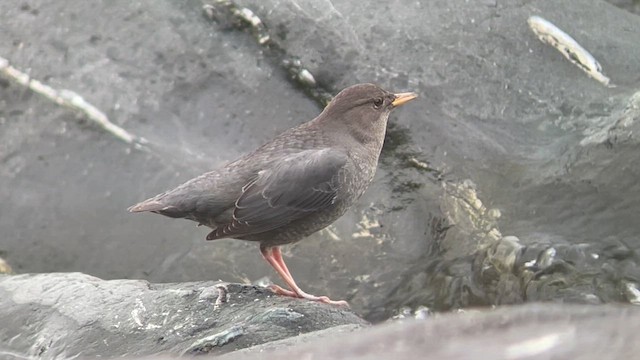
[127, 193, 190, 219]
[127, 199, 167, 213]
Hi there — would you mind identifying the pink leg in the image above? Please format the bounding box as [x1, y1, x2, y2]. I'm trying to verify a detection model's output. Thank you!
[260, 244, 348, 306]
[257, 249, 298, 298]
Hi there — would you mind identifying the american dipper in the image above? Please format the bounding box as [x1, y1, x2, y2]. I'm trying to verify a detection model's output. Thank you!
[129, 83, 417, 305]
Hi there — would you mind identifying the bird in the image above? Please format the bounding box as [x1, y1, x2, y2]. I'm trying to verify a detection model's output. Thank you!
[128, 83, 417, 306]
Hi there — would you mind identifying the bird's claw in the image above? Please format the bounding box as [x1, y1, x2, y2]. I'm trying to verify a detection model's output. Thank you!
[267, 284, 298, 297]
[266, 285, 349, 307]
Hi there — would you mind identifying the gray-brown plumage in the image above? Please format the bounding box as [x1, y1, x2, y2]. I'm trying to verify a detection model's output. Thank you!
[129, 83, 417, 305]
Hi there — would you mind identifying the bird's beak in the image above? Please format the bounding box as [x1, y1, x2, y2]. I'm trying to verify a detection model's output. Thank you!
[391, 92, 418, 107]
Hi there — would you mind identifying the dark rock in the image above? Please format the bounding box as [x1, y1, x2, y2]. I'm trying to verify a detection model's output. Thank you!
[606, 0, 640, 14]
[1, 0, 640, 327]
[121, 303, 640, 359]
[217, 303, 640, 360]
[0, 273, 367, 358]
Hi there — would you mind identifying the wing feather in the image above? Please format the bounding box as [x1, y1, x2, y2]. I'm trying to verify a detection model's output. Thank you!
[206, 148, 347, 240]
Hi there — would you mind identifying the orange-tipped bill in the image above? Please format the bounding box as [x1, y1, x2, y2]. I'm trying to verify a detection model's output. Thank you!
[391, 92, 418, 107]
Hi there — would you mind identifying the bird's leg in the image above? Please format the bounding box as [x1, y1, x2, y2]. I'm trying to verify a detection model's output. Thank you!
[258, 247, 298, 298]
[260, 244, 348, 306]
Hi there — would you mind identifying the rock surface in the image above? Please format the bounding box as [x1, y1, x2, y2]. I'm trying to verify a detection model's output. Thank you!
[217, 303, 640, 360]
[3, 272, 637, 359]
[0, 273, 366, 358]
[1, 0, 640, 329]
[2, 0, 640, 358]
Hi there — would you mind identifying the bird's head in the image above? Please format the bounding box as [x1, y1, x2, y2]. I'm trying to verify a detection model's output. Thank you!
[318, 83, 417, 146]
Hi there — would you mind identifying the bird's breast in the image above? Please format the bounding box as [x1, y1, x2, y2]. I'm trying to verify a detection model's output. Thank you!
[341, 149, 380, 201]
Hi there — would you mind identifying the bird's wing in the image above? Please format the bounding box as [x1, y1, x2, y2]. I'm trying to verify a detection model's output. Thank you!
[206, 148, 347, 240]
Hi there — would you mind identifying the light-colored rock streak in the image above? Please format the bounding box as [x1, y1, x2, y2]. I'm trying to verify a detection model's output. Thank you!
[528, 16, 612, 87]
[0, 56, 147, 146]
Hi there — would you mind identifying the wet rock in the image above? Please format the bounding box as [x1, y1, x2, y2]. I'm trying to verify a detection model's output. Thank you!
[0, 272, 366, 358]
[1, 0, 640, 324]
[606, 0, 640, 14]
[217, 303, 640, 360]
[376, 176, 640, 320]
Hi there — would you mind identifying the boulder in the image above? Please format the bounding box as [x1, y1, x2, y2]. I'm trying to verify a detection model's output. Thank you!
[0, 273, 366, 358]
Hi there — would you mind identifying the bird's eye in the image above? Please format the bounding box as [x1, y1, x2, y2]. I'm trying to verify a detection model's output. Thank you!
[373, 98, 384, 109]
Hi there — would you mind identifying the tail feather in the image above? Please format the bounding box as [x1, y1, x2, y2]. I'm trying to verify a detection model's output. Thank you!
[128, 198, 192, 219]
[127, 199, 171, 213]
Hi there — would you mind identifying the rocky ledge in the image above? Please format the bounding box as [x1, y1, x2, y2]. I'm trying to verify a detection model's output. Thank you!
[0, 273, 366, 358]
[2, 272, 639, 359]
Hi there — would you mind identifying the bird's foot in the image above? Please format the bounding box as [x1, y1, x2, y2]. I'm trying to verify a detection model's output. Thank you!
[267, 284, 349, 307]
[267, 284, 298, 297]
